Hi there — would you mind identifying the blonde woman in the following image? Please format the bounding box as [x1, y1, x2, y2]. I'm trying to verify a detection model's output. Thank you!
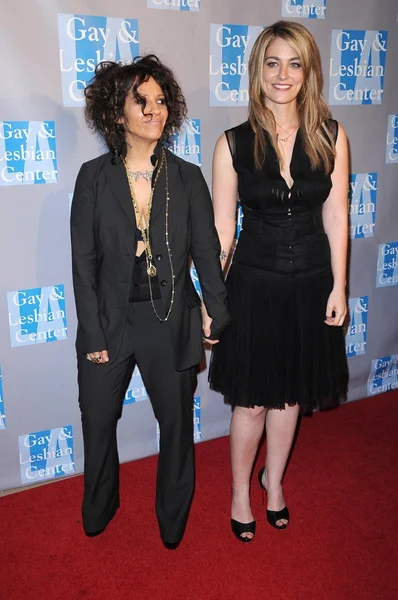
[209, 21, 349, 542]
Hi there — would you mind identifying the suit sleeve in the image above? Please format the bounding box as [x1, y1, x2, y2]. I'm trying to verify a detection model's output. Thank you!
[70, 163, 107, 353]
[189, 165, 230, 339]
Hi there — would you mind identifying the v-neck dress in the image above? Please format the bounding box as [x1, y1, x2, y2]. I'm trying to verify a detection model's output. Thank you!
[209, 120, 348, 412]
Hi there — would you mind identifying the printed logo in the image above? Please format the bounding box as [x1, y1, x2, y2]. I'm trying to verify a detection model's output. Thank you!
[367, 355, 398, 396]
[282, 0, 326, 19]
[168, 119, 201, 166]
[19, 426, 75, 484]
[345, 297, 368, 357]
[386, 114, 398, 164]
[7, 285, 68, 347]
[148, 0, 200, 10]
[210, 24, 265, 106]
[349, 173, 377, 239]
[376, 242, 398, 288]
[0, 366, 5, 430]
[193, 396, 201, 442]
[124, 366, 149, 404]
[190, 265, 202, 298]
[58, 14, 140, 106]
[0, 121, 57, 186]
[329, 30, 388, 105]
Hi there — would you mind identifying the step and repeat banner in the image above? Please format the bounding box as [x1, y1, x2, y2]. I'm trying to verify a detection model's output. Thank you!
[0, 0, 397, 490]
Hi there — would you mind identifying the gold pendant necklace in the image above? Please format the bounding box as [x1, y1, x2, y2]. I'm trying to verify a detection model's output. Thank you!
[147, 263, 157, 277]
[276, 122, 298, 143]
[124, 149, 175, 321]
[124, 154, 164, 277]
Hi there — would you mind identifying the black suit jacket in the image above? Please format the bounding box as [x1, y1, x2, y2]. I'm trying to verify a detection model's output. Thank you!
[70, 146, 230, 370]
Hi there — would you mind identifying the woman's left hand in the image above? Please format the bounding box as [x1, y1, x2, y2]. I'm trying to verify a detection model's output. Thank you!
[325, 288, 347, 327]
[201, 303, 219, 345]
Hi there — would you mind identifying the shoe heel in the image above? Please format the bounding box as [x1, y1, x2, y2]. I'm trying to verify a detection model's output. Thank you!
[258, 466, 266, 506]
[258, 467, 290, 531]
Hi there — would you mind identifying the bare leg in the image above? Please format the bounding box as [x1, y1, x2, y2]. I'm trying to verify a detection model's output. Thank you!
[260, 404, 300, 526]
[230, 405, 267, 539]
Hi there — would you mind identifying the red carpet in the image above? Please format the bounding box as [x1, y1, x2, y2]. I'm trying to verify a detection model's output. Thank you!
[1, 392, 398, 600]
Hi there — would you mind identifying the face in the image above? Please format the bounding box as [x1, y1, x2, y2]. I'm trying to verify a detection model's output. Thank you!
[122, 76, 168, 144]
[262, 37, 304, 108]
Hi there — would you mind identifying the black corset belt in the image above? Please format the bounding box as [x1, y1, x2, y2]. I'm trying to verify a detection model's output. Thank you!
[234, 207, 331, 275]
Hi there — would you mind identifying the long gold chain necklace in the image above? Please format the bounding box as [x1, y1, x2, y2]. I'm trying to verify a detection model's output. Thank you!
[124, 153, 164, 278]
[148, 155, 175, 321]
[124, 148, 175, 321]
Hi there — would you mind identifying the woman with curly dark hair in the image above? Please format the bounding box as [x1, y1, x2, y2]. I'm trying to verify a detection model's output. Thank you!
[71, 55, 229, 549]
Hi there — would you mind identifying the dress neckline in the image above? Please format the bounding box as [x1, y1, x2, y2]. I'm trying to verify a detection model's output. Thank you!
[278, 128, 300, 192]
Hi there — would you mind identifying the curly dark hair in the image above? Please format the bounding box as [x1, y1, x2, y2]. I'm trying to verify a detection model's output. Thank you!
[84, 54, 187, 158]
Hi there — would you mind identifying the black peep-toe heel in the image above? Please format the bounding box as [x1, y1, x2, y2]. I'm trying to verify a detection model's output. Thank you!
[230, 518, 256, 543]
[258, 467, 290, 530]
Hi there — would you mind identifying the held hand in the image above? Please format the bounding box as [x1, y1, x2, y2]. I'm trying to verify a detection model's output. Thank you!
[87, 350, 109, 364]
[201, 303, 219, 346]
[325, 289, 347, 327]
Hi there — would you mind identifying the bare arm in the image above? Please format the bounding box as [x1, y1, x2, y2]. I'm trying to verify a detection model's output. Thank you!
[322, 122, 349, 326]
[212, 133, 239, 271]
[200, 133, 238, 340]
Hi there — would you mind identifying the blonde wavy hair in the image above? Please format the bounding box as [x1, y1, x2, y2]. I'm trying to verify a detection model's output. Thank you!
[248, 21, 335, 173]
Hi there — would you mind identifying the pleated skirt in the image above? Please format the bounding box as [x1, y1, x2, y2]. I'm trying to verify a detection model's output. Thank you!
[209, 262, 348, 413]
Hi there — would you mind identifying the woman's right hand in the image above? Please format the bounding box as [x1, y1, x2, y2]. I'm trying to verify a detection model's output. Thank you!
[201, 303, 219, 345]
[87, 350, 109, 364]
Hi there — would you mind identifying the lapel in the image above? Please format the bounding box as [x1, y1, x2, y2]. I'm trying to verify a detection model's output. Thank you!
[150, 147, 180, 226]
[105, 155, 136, 228]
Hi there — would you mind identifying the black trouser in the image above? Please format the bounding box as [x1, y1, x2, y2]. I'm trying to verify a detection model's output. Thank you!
[77, 300, 196, 543]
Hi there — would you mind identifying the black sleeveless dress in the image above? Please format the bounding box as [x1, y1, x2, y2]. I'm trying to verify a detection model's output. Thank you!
[209, 120, 348, 413]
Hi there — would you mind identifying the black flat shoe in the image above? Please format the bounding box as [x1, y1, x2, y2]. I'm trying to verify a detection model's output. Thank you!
[258, 467, 290, 530]
[230, 518, 256, 542]
[163, 541, 180, 550]
[85, 527, 106, 537]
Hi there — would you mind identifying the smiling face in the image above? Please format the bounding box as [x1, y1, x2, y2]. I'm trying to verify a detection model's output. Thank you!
[122, 76, 168, 145]
[262, 37, 304, 109]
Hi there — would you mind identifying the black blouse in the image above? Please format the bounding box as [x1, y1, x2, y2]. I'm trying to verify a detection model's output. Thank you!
[128, 149, 162, 303]
[129, 228, 161, 302]
[226, 120, 337, 214]
[226, 120, 338, 276]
